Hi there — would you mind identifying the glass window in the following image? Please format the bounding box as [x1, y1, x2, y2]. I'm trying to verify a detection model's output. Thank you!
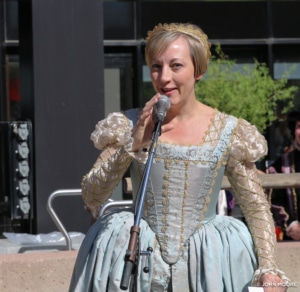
[103, 2, 135, 39]
[4, 1, 19, 41]
[274, 63, 300, 80]
[4, 55, 21, 121]
[274, 45, 300, 107]
[142, 65, 155, 104]
[273, 1, 300, 38]
[141, 1, 268, 40]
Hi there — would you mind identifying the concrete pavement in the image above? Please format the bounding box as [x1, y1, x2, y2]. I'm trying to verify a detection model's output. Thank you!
[0, 240, 300, 291]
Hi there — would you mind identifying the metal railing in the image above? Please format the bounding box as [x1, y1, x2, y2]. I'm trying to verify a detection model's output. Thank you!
[46, 189, 133, 250]
[47, 189, 82, 250]
[47, 173, 300, 250]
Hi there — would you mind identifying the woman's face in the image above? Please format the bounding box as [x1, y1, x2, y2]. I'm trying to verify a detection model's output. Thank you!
[295, 120, 300, 146]
[149, 36, 201, 107]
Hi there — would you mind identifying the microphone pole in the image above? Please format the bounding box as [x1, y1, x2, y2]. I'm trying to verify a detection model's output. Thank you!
[120, 120, 163, 291]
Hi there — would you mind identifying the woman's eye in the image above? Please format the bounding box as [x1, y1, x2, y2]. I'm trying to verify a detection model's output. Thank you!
[172, 63, 182, 69]
[151, 64, 161, 69]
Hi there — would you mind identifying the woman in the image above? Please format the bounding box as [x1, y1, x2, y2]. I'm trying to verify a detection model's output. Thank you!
[70, 23, 290, 291]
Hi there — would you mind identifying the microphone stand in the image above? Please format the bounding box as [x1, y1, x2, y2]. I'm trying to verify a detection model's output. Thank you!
[120, 120, 162, 291]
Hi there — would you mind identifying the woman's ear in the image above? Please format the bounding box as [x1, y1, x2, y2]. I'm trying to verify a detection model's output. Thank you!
[195, 74, 203, 81]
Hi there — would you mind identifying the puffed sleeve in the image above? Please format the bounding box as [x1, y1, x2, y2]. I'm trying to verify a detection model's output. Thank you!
[225, 119, 290, 285]
[82, 112, 147, 219]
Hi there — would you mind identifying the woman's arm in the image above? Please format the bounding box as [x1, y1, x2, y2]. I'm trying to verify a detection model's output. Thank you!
[225, 118, 290, 288]
[82, 145, 133, 219]
[81, 111, 148, 219]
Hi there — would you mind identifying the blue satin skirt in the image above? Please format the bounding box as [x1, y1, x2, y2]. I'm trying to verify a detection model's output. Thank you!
[69, 211, 257, 292]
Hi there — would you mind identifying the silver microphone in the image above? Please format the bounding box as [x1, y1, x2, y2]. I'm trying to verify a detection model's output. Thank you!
[154, 95, 171, 122]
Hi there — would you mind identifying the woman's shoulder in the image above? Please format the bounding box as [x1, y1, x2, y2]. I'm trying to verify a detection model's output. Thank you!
[211, 110, 239, 132]
[214, 110, 262, 134]
[210, 110, 268, 162]
[90, 110, 137, 150]
[230, 117, 268, 162]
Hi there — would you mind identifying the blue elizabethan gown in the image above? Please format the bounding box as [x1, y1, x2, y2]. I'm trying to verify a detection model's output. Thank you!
[69, 110, 289, 291]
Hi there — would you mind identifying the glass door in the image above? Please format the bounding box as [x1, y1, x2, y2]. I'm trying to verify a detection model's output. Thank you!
[104, 54, 133, 201]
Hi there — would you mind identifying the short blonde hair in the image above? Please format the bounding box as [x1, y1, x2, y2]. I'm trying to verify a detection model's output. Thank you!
[145, 23, 211, 76]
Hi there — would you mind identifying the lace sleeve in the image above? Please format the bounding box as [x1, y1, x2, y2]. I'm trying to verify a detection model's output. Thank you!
[82, 112, 147, 219]
[225, 119, 290, 285]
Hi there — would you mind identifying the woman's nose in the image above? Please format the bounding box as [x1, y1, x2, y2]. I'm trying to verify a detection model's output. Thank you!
[160, 66, 172, 82]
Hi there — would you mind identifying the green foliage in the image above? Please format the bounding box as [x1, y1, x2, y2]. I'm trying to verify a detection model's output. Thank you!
[195, 45, 298, 133]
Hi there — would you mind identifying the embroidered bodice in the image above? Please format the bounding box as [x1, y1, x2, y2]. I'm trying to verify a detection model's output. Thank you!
[129, 114, 236, 264]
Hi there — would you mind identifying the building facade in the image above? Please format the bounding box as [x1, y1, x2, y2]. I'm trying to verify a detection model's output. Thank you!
[1, 0, 300, 234]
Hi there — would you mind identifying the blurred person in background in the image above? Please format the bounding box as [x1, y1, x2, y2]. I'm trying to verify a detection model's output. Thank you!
[267, 108, 300, 241]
